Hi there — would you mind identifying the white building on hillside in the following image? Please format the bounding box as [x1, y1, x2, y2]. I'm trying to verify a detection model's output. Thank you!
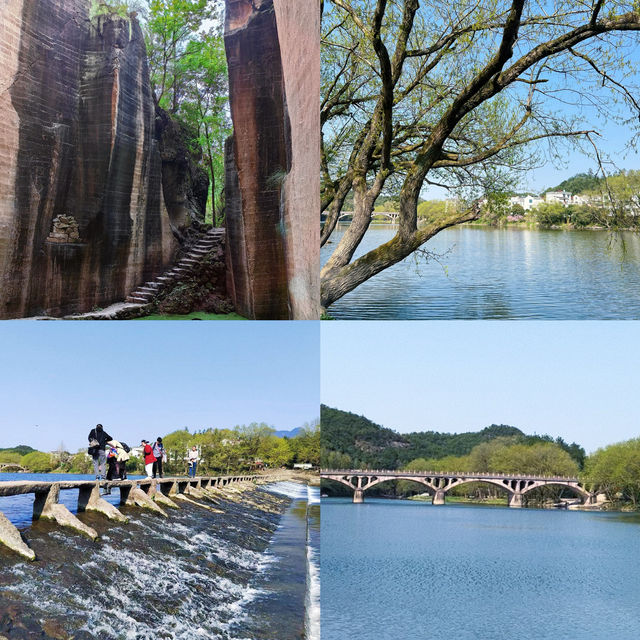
[545, 190, 572, 205]
[509, 195, 544, 211]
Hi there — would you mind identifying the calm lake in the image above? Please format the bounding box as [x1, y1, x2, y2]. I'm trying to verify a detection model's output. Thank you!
[321, 498, 640, 640]
[321, 225, 640, 319]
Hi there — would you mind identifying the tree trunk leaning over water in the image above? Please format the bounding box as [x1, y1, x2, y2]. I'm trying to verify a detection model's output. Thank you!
[320, 0, 640, 309]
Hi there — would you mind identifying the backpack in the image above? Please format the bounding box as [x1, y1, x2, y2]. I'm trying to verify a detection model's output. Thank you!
[120, 442, 131, 453]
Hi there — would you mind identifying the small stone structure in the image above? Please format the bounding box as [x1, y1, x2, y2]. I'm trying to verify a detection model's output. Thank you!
[46, 215, 81, 243]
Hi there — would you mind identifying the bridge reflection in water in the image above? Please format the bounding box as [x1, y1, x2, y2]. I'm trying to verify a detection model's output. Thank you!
[320, 469, 595, 507]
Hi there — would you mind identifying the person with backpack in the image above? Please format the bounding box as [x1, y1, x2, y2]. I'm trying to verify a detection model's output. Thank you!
[152, 437, 165, 478]
[141, 440, 156, 478]
[105, 445, 118, 481]
[107, 440, 131, 480]
[88, 424, 112, 480]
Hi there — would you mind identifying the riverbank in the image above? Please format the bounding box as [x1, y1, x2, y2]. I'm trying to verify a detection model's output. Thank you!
[373, 492, 633, 511]
[0, 476, 319, 639]
[336, 217, 634, 232]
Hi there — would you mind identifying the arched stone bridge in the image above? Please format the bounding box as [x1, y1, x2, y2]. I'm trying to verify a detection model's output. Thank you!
[321, 211, 401, 223]
[320, 469, 595, 508]
[0, 463, 27, 472]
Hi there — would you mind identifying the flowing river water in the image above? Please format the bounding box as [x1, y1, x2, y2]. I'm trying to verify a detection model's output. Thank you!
[0, 474, 319, 640]
[322, 224, 640, 319]
[321, 497, 640, 640]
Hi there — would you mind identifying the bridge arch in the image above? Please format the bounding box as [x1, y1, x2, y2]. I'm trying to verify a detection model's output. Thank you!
[520, 481, 592, 501]
[321, 476, 358, 492]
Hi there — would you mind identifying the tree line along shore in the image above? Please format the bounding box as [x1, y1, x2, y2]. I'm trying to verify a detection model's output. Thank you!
[334, 171, 640, 232]
[0, 422, 320, 477]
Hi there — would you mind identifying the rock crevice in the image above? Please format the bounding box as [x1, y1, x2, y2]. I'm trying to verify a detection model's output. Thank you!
[0, 1, 203, 318]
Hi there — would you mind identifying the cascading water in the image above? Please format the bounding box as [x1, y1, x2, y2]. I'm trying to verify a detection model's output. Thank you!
[0, 475, 318, 640]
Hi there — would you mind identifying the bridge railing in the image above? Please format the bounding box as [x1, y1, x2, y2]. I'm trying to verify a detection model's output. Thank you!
[319, 469, 581, 482]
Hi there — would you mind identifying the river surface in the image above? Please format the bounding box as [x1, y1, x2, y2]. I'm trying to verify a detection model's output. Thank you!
[321, 497, 640, 640]
[321, 224, 640, 319]
[0, 474, 319, 640]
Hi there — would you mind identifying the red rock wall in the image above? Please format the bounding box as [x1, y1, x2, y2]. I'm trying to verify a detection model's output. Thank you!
[0, 1, 178, 318]
[273, 0, 320, 320]
[224, 0, 319, 320]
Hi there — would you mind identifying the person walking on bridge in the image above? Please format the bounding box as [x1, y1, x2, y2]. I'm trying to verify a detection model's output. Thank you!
[152, 437, 165, 478]
[141, 440, 156, 478]
[188, 446, 199, 478]
[88, 424, 112, 480]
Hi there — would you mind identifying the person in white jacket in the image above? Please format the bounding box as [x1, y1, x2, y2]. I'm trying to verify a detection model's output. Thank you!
[188, 446, 199, 478]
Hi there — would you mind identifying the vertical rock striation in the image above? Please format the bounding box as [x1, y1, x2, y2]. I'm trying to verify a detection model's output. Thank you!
[0, 1, 182, 318]
[224, 0, 320, 320]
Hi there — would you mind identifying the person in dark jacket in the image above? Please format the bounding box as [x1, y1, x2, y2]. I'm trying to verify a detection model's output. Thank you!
[88, 424, 112, 480]
[152, 437, 165, 478]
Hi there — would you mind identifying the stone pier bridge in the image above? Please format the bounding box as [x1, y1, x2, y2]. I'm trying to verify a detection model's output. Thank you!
[320, 469, 595, 507]
[0, 474, 270, 560]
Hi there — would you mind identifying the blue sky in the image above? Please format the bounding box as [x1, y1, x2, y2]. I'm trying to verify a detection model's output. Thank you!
[321, 321, 640, 454]
[0, 322, 319, 453]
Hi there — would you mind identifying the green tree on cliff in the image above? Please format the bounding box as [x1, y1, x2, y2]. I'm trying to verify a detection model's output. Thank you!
[178, 33, 231, 222]
[144, 0, 229, 220]
[145, 0, 213, 111]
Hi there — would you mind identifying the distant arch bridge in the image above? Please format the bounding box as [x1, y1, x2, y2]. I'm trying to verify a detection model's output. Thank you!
[320, 469, 595, 508]
[0, 463, 27, 472]
[321, 211, 400, 222]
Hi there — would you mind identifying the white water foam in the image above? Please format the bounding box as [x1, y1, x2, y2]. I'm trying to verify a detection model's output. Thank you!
[305, 485, 321, 640]
[262, 480, 310, 500]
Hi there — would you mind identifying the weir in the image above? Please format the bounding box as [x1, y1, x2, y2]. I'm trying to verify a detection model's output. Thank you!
[320, 469, 596, 507]
[0, 474, 259, 560]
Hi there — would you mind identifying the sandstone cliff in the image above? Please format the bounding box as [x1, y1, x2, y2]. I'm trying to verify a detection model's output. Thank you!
[0, 1, 198, 318]
[224, 0, 320, 320]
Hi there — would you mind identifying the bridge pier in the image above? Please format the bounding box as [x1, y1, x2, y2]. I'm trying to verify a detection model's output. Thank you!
[78, 484, 128, 522]
[353, 489, 364, 503]
[0, 511, 36, 560]
[119, 484, 132, 505]
[432, 489, 446, 506]
[508, 492, 524, 508]
[33, 485, 99, 540]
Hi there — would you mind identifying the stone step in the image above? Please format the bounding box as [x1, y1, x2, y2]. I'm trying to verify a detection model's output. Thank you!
[123, 231, 225, 302]
[193, 240, 218, 247]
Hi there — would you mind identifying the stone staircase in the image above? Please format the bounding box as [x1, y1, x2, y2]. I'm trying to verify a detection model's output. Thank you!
[125, 227, 225, 305]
